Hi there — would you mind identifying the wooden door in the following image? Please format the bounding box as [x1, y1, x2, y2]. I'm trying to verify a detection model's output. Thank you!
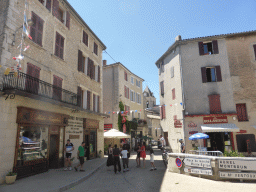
[49, 134, 59, 169]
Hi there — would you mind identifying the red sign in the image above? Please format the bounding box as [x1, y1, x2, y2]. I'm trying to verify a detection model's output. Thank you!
[189, 131, 198, 135]
[104, 124, 112, 129]
[237, 130, 247, 134]
[174, 120, 182, 128]
[188, 122, 197, 128]
[176, 158, 182, 168]
[203, 116, 228, 124]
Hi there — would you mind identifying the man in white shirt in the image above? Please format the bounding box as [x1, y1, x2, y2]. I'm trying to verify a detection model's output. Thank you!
[121, 148, 129, 172]
[159, 135, 166, 149]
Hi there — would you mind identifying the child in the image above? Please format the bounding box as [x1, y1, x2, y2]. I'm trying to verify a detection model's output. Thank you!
[150, 148, 157, 171]
[121, 147, 129, 172]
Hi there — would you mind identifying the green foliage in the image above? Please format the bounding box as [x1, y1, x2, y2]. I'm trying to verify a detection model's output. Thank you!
[104, 143, 109, 153]
[223, 150, 245, 157]
[6, 171, 17, 176]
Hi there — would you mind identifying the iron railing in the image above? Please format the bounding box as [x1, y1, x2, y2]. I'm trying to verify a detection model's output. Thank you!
[3, 71, 78, 106]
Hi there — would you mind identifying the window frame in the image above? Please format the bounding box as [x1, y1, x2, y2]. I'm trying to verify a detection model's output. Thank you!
[94, 42, 98, 55]
[83, 30, 89, 47]
[236, 103, 248, 122]
[30, 12, 44, 47]
[54, 31, 65, 60]
[131, 77, 134, 84]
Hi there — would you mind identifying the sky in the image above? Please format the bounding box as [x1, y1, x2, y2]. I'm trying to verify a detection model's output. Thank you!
[68, 0, 256, 105]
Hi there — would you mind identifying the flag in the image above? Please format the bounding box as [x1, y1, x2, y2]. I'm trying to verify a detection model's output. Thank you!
[13, 55, 24, 61]
[23, 25, 32, 40]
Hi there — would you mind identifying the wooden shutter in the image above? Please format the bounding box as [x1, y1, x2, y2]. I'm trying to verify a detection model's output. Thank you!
[78, 50, 83, 72]
[30, 13, 37, 43]
[253, 45, 256, 60]
[93, 94, 96, 112]
[52, 0, 59, 17]
[91, 61, 95, 79]
[55, 32, 60, 57]
[215, 66, 222, 82]
[172, 88, 175, 100]
[127, 88, 129, 99]
[87, 91, 91, 110]
[87, 58, 91, 76]
[160, 81, 164, 96]
[201, 67, 207, 83]
[208, 94, 221, 114]
[97, 96, 100, 112]
[77, 86, 82, 107]
[37, 17, 44, 46]
[53, 75, 62, 101]
[212, 40, 219, 54]
[98, 65, 100, 82]
[83, 31, 88, 46]
[59, 35, 64, 59]
[160, 106, 163, 120]
[198, 42, 204, 56]
[162, 105, 166, 119]
[124, 86, 126, 98]
[236, 104, 248, 121]
[66, 11, 70, 29]
[46, 0, 52, 11]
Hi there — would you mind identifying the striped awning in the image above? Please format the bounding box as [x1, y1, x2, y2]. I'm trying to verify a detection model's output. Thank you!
[201, 124, 239, 133]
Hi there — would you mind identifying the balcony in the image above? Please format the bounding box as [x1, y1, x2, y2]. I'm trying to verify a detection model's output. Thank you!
[132, 118, 147, 127]
[3, 72, 78, 106]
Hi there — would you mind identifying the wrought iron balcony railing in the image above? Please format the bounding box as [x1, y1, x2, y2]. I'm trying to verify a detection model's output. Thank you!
[3, 71, 78, 106]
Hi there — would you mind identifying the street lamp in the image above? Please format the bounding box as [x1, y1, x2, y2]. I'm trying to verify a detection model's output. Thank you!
[12, 19, 34, 46]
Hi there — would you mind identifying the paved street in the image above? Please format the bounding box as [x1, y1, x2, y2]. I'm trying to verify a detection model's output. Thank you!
[66, 148, 166, 192]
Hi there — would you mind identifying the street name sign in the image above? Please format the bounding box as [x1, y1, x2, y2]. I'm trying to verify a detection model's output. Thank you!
[218, 160, 256, 171]
[184, 158, 211, 168]
[184, 167, 213, 175]
[219, 171, 256, 180]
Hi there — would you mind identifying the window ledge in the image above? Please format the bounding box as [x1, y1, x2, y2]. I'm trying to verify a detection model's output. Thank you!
[51, 54, 66, 63]
[24, 38, 46, 51]
[53, 17, 68, 30]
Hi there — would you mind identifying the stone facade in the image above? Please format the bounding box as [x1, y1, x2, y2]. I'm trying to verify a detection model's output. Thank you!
[0, 0, 106, 183]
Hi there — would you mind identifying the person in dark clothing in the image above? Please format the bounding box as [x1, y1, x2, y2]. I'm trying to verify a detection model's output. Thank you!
[122, 139, 130, 168]
[113, 144, 121, 174]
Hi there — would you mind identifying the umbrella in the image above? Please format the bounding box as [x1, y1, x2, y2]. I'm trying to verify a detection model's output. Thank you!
[189, 133, 209, 154]
[104, 129, 131, 139]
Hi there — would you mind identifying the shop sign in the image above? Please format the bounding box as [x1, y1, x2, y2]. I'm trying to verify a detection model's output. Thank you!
[184, 158, 211, 168]
[174, 120, 182, 128]
[104, 124, 112, 129]
[85, 119, 99, 129]
[203, 116, 228, 124]
[184, 167, 213, 176]
[189, 131, 198, 135]
[69, 135, 80, 139]
[219, 171, 256, 180]
[218, 160, 256, 171]
[237, 130, 247, 134]
[188, 122, 197, 128]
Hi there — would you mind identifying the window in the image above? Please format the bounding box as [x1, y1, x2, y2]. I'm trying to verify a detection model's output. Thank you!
[87, 91, 91, 110]
[52, 0, 70, 29]
[77, 86, 83, 107]
[124, 86, 129, 99]
[30, 12, 44, 46]
[172, 88, 175, 100]
[138, 113, 141, 119]
[55, 32, 65, 59]
[98, 65, 100, 83]
[95, 65, 98, 81]
[208, 94, 222, 114]
[124, 105, 130, 115]
[146, 101, 149, 108]
[130, 90, 134, 101]
[53, 75, 63, 101]
[83, 31, 88, 46]
[38, 0, 51, 11]
[253, 44, 256, 60]
[131, 77, 134, 84]
[171, 66, 174, 78]
[160, 105, 166, 119]
[93, 94, 100, 112]
[201, 66, 222, 83]
[124, 71, 128, 81]
[78, 50, 85, 72]
[236, 134, 256, 152]
[83, 90, 87, 109]
[26, 63, 41, 94]
[160, 81, 164, 96]
[87, 58, 95, 79]
[136, 79, 141, 87]
[94, 42, 98, 55]
[198, 40, 219, 55]
[137, 93, 141, 104]
[236, 104, 248, 122]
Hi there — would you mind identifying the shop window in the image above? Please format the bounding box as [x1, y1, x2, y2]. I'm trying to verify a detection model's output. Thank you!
[17, 126, 48, 166]
[236, 134, 256, 152]
[90, 131, 97, 154]
[236, 103, 248, 122]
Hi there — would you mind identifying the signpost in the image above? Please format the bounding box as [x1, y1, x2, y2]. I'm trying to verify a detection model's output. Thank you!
[184, 158, 211, 168]
[184, 167, 213, 176]
[218, 160, 256, 171]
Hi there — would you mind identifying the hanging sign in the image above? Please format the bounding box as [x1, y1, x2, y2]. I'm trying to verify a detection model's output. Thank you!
[184, 158, 211, 168]
[219, 171, 256, 180]
[176, 158, 182, 168]
[184, 167, 213, 176]
[218, 160, 256, 171]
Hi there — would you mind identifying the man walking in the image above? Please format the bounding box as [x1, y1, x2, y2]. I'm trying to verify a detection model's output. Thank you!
[113, 144, 121, 174]
[64, 139, 74, 170]
[74, 142, 86, 172]
[123, 139, 130, 169]
[179, 139, 185, 153]
[159, 135, 166, 149]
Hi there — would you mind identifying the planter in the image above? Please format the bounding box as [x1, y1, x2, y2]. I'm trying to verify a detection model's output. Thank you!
[5, 175, 17, 184]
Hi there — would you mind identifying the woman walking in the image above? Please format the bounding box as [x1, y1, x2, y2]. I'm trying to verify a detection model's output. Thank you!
[107, 144, 114, 167]
[136, 143, 141, 168]
[140, 142, 146, 168]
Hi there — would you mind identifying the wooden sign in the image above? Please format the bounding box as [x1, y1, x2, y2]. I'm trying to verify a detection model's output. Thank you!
[203, 116, 228, 124]
[218, 160, 256, 171]
[219, 171, 256, 180]
[69, 135, 80, 139]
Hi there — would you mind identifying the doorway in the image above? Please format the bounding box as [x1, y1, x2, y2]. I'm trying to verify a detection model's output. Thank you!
[207, 132, 224, 152]
[84, 134, 90, 160]
[49, 135, 59, 169]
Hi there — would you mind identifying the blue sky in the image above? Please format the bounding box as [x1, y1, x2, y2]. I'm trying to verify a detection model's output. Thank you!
[68, 0, 256, 105]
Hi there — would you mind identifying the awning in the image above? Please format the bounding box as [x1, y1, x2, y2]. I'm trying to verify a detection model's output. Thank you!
[104, 129, 131, 139]
[201, 124, 239, 133]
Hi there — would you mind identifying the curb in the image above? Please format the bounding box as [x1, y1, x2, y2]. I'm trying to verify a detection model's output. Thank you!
[50, 159, 107, 192]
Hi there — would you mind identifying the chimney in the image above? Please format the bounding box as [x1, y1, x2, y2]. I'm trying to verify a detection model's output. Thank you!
[175, 35, 182, 41]
[103, 60, 107, 66]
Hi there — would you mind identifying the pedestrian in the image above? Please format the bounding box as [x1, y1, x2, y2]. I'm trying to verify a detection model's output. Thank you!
[179, 139, 185, 153]
[136, 143, 141, 168]
[123, 139, 130, 166]
[107, 144, 114, 167]
[64, 139, 74, 171]
[113, 144, 121, 174]
[159, 135, 166, 150]
[149, 148, 157, 171]
[140, 142, 146, 168]
[74, 142, 86, 172]
[121, 146, 129, 172]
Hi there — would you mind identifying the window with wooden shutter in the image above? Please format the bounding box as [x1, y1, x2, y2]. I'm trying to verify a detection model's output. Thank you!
[208, 94, 222, 114]
[83, 90, 87, 109]
[124, 71, 127, 81]
[77, 50, 84, 72]
[30, 12, 44, 46]
[215, 66, 222, 82]
[55, 32, 65, 59]
[127, 88, 129, 99]
[162, 105, 166, 119]
[77, 86, 83, 107]
[160, 81, 164, 96]
[26, 63, 41, 94]
[87, 58, 91, 77]
[172, 88, 175, 100]
[93, 94, 96, 112]
[212, 40, 219, 54]
[199, 40, 219, 56]
[66, 11, 70, 29]
[52, 0, 59, 18]
[253, 45, 256, 60]
[201, 67, 207, 83]
[83, 31, 88, 46]
[87, 91, 91, 110]
[98, 66, 100, 82]
[46, 0, 51, 11]
[97, 96, 100, 112]
[90, 61, 95, 79]
[236, 104, 248, 122]
[124, 86, 126, 98]
[201, 66, 222, 83]
[94, 42, 98, 55]
[53, 75, 62, 101]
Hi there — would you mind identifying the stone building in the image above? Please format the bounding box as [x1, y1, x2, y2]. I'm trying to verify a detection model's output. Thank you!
[0, 0, 107, 183]
[102, 61, 146, 141]
[155, 34, 240, 153]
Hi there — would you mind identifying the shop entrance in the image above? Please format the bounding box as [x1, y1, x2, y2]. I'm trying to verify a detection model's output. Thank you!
[49, 135, 59, 169]
[206, 132, 232, 153]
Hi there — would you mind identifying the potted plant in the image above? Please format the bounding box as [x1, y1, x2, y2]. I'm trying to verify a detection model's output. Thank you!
[5, 171, 17, 184]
